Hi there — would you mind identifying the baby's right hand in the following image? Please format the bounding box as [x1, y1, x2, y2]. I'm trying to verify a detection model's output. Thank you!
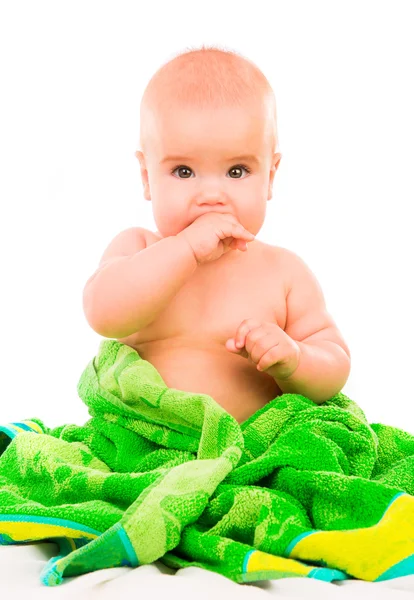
[176, 212, 255, 266]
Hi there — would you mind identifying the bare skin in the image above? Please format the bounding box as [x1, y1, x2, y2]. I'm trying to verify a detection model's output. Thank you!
[111, 54, 285, 424]
[86, 52, 349, 423]
[118, 229, 289, 425]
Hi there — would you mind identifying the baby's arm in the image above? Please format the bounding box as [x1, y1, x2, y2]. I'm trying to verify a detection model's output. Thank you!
[83, 228, 198, 338]
[283, 250, 350, 357]
[277, 249, 351, 403]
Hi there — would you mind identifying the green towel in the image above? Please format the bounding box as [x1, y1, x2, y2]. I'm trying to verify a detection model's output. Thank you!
[1, 340, 414, 587]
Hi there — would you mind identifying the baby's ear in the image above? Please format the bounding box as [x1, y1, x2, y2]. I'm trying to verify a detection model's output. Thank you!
[272, 152, 282, 171]
[135, 151, 151, 201]
[267, 153, 282, 200]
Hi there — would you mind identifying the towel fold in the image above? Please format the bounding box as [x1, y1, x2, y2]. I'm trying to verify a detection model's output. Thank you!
[1, 339, 414, 587]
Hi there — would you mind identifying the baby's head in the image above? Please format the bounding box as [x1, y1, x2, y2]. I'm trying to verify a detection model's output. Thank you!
[136, 45, 282, 239]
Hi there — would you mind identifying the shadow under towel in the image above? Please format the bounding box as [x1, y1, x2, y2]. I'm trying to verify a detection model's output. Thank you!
[1, 339, 414, 586]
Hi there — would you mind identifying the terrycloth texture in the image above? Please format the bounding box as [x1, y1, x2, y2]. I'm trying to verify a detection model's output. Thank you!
[1, 340, 414, 587]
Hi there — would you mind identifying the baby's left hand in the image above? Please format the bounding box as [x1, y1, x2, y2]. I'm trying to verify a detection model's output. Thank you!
[225, 318, 300, 380]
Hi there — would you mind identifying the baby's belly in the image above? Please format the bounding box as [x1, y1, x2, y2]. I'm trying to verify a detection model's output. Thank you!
[130, 340, 283, 424]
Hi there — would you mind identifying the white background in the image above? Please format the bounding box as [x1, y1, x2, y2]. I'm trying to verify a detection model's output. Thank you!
[0, 1, 413, 431]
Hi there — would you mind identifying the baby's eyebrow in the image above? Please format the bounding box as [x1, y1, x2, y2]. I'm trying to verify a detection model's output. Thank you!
[160, 154, 260, 165]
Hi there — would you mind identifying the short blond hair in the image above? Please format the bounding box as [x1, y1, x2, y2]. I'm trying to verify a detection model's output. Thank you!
[139, 44, 279, 155]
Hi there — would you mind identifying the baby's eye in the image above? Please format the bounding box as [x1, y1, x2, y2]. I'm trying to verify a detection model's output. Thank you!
[171, 164, 251, 179]
[228, 165, 251, 178]
[172, 166, 193, 178]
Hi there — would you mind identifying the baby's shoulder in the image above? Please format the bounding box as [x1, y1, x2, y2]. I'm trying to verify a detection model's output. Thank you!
[265, 242, 308, 266]
[251, 242, 293, 296]
[262, 243, 315, 295]
[259, 241, 295, 270]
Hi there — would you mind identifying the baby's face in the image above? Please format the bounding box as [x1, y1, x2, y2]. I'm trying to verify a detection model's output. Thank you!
[137, 101, 281, 238]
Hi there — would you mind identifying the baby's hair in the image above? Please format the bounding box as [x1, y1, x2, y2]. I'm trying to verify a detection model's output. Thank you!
[139, 44, 279, 155]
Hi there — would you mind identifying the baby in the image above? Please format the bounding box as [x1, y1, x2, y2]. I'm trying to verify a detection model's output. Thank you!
[83, 45, 351, 424]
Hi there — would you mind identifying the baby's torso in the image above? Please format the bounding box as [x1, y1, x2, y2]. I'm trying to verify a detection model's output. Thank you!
[118, 231, 289, 424]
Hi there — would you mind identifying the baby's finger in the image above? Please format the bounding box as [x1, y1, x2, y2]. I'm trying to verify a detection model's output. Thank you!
[234, 223, 255, 241]
[235, 320, 262, 349]
[236, 237, 248, 248]
[235, 337, 245, 348]
[225, 338, 248, 356]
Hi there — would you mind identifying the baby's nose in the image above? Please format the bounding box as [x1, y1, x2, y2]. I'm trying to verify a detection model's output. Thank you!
[196, 189, 227, 205]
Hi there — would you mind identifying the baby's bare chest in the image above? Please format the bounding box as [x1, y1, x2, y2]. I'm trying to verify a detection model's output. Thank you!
[119, 244, 288, 350]
[117, 243, 288, 423]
